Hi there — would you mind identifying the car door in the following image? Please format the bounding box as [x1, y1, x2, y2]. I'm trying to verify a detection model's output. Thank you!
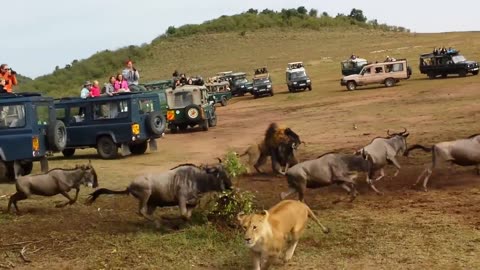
[358, 67, 372, 85]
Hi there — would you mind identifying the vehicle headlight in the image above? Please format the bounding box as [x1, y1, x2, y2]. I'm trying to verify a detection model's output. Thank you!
[267, 85, 271, 88]
[254, 87, 258, 90]
[307, 79, 311, 83]
[241, 85, 245, 88]
[293, 82, 297, 84]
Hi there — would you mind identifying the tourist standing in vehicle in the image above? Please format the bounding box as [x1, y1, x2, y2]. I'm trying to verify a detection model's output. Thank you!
[104, 76, 116, 96]
[114, 74, 130, 92]
[80, 81, 92, 99]
[0, 64, 18, 93]
[0, 78, 8, 94]
[122, 60, 140, 87]
[90, 80, 101, 97]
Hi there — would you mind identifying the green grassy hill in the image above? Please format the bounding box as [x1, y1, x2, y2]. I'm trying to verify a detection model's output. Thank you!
[18, 9, 414, 97]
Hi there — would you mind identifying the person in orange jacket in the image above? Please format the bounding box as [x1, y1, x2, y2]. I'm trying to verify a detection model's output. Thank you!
[0, 64, 18, 93]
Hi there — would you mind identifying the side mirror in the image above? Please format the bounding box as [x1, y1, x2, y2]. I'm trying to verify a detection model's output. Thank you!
[209, 100, 214, 105]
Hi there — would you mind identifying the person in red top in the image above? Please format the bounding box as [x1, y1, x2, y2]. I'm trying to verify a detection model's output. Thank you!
[0, 64, 18, 93]
[90, 80, 101, 97]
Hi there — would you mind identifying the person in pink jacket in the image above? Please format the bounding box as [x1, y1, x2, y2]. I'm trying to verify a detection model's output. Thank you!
[114, 74, 130, 92]
[90, 80, 101, 97]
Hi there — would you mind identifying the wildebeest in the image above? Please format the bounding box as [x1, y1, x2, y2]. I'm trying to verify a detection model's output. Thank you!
[356, 128, 410, 194]
[239, 123, 302, 175]
[7, 161, 98, 214]
[280, 152, 373, 202]
[404, 134, 480, 191]
[86, 161, 232, 222]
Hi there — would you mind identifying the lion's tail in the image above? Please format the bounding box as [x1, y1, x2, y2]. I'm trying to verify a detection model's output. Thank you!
[306, 205, 330, 234]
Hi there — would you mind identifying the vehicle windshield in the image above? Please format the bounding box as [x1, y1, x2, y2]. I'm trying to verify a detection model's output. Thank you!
[234, 78, 248, 85]
[0, 104, 26, 128]
[172, 91, 194, 107]
[452, 55, 466, 63]
[253, 78, 270, 85]
[289, 71, 307, 80]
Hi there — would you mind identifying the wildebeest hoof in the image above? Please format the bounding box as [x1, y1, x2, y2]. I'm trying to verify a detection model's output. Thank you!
[332, 199, 342, 204]
[376, 192, 384, 196]
[423, 188, 428, 192]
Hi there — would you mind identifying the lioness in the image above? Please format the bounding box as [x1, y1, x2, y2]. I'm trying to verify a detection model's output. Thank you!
[237, 200, 329, 270]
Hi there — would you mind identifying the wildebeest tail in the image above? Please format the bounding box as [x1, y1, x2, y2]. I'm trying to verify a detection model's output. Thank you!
[404, 144, 432, 156]
[305, 204, 330, 234]
[86, 188, 130, 205]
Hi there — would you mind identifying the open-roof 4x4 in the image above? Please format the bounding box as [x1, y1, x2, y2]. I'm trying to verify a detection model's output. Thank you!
[0, 92, 67, 181]
[55, 92, 166, 159]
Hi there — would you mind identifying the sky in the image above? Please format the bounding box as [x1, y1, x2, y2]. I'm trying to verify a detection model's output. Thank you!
[5, 0, 480, 78]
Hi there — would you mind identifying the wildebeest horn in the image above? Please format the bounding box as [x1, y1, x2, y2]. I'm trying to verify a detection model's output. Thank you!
[400, 127, 407, 135]
[216, 157, 222, 163]
[301, 141, 307, 146]
[387, 129, 391, 136]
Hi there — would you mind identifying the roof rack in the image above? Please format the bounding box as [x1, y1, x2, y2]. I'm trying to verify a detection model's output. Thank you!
[0, 92, 43, 99]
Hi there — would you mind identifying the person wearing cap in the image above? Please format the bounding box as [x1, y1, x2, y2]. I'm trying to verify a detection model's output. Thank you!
[0, 64, 18, 93]
[122, 60, 140, 86]
[80, 81, 92, 99]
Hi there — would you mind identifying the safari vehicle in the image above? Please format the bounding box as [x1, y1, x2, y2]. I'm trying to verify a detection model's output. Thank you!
[252, 75, 273, 98]
[141, 79, 172, 91]
[340, 59, 411, 91]
[341, 58, 368, 76]
[419, 50, 479, 79]
[205, 81, 232, 106]
[54, 92, 166, 159]
[165, 85, 217, 133]
[286, 62, 312, 92]
[0, 92, 67, 181]
[230, 72, 252, 96]
[138, 80, 170, 115]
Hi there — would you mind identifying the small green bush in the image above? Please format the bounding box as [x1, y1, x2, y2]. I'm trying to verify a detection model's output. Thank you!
[223, 150, 247, 179]
[202, 189, 256, 226]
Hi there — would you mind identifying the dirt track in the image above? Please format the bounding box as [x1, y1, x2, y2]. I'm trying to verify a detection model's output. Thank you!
[1, 78, 480, 269]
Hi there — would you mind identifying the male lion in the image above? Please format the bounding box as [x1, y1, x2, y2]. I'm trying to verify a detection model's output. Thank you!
[238, 123, 302, 175]
[237, 200, 329, 270]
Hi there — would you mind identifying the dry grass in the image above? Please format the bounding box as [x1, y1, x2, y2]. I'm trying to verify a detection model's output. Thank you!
[1, 29, 480, 269]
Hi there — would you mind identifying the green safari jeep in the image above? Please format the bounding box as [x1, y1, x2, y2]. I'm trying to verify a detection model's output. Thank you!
[205, 81, 232, 106]
[166, 85, 217, 133]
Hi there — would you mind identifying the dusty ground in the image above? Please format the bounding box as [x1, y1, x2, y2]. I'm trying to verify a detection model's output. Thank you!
[2, 30, 480, 269]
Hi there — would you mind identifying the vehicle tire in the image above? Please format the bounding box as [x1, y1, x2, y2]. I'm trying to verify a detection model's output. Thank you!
[20, 161, 33, 175]
[384, 78, 395, 87]
[129, 141, 148, 155]
[270, 91, 274, 96]
[62, 148, 76, 158]
[441, 73, 447, 78]
[253, 94, 258, 99]
[170, 125, 178, 134]
[428, 72, 436, 79]
[308, 85, 312, 91]
[178, 124, 188, 131]
[346, 81, 356, 91]
[200, 119, 209, 131]
[146, 111, 166, 136]
[96, 136, 118, 159]
[459, 70, 467, 77]
[185, 105, 201, 121]
[473, 70, 479, 75]
[288, 87, 293, 93]
[47, 120, 67, 152]
[220, 97, 228, 106]
[208, 114, 217, 127]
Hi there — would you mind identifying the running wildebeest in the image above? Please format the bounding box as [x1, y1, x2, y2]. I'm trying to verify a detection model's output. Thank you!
[404, 134, 480, 191]
[280, 152, 373, 203]
[7, 161, 98, 214]
[86, 161, 232, 222]
[356, 128, 410, 194]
